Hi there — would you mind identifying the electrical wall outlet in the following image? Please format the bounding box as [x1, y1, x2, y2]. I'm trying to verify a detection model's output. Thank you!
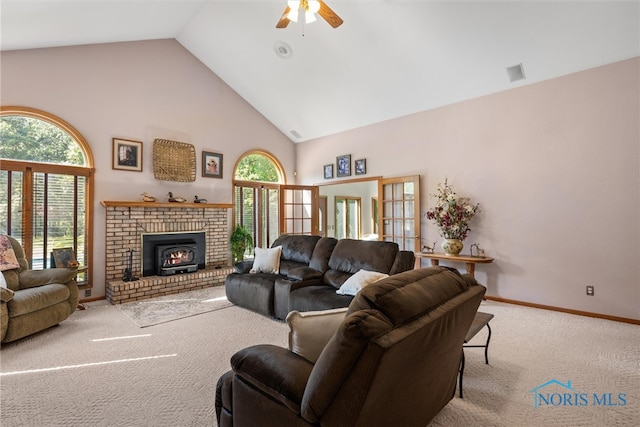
[586, 285, 594, 296]
[84, 289, 92, 298]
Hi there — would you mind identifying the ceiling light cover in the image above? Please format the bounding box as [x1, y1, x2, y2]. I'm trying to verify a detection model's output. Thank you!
[273, 41, 293, 60]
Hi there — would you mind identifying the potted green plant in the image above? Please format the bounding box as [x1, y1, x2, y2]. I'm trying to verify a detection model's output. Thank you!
[230, 225, 253, 263]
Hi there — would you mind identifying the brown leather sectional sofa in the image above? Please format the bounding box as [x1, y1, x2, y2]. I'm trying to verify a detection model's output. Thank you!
[224, 234, 415, 320]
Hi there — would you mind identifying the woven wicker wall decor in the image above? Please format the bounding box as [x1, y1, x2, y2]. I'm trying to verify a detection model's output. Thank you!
[152, 138, 196, 182]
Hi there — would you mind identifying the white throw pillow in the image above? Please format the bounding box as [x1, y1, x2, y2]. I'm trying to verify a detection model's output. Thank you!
[250, 246, 282, 274]
[287, 308, 348, 363]
[336, 269, 389, 296]
[0, 272, 7, 288]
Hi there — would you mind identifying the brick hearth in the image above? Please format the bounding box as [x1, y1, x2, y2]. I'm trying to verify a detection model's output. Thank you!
[102, 201, 234, 304]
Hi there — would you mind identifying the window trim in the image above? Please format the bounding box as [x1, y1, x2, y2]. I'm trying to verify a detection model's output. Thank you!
[1, 106, 95, 290]
[1, 106, 95, 169]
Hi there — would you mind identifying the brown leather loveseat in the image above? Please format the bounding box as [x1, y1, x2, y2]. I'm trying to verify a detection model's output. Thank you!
[215, 266, 486, 427]
[225, 234, 337, 318]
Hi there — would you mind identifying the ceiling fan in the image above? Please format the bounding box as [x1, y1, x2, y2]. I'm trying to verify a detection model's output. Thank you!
[276, 0, 343, 29]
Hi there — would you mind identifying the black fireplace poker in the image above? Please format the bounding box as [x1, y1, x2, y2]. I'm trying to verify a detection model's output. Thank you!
[123, 249, 139, 282]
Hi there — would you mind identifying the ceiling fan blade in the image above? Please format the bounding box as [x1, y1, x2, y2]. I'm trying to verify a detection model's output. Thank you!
[318, 0, 343, 28]
[276, 6, 291, 28]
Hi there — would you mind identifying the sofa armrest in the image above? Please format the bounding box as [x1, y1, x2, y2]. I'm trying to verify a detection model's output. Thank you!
[234, 260, 254, 274]
[230, 344, 314, 413]
[285, 266, 323, 281]
[0, 287, 14, 303]
[19, 268, 77, 289]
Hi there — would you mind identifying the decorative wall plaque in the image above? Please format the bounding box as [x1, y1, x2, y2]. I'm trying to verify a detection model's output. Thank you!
[152, 138, 196, 182]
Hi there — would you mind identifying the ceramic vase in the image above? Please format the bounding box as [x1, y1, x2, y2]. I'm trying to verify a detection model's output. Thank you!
[442, 239, 463, 255]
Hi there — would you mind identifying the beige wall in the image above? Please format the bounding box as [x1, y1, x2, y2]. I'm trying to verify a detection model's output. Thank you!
[296, 58, 640, 320]
[0, 39, 295, 299]
[2, 39, 638, 320]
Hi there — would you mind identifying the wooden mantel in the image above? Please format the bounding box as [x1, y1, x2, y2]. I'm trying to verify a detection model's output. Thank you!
[101, 200, 233, 209]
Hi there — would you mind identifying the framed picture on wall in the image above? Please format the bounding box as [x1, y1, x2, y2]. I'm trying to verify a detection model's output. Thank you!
[355, 158, 366, 175]
[112, 138, 143, 172]
[202, 151, 223, 178]
[336, 154, 351, 177]
[323, 164, 334, 179]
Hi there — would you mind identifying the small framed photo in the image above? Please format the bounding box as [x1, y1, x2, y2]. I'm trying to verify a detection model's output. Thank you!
[336, 154, 351, 178]
[323, 164, 334, 179]
[355, 158, 366, 175]
[202, 151, 223, 178]
[112, 138, 143, 172]
[52, 247, 77, 268]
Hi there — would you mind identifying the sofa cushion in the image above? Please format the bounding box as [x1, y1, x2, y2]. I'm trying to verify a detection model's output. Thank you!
[335, 270, 389, 296]
[327, 239, 399, 276]
[272, 234, 321, 264]
[250, 246, 282, 274]
[308, 237, 338, 273]
[287, 308, 348, 363]
[278, 260, 309, 278]
[288, 285, 355, 313]
[7, 283, 71, 318]
[283, 266, 323, 281]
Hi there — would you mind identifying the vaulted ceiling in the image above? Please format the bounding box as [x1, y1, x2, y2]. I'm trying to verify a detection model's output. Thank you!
[1, 1, 638, 142]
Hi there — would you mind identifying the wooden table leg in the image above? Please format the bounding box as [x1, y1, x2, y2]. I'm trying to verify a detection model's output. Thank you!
[430, 259, 440, 267]
[465, 263, 476, 278]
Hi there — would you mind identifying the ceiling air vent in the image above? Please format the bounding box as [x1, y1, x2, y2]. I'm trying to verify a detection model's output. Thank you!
[507, 63, 526, 83]
[290, 130, 302, 139]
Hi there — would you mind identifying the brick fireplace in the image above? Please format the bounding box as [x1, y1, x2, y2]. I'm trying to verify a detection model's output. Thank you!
[102, 201, 235, 304]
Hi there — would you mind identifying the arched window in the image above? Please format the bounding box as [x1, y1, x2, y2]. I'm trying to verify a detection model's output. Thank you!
[234, 151, 284, 183]
[233, 151, 285, 252]
[0, 106, 94, 290]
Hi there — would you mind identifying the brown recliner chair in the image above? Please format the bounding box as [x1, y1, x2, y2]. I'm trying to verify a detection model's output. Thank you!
[215, 266, 486, 427]
[1, 235, 79, 343]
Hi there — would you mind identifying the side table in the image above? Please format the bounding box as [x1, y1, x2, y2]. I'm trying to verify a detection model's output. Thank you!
[414, 252, 494, 278]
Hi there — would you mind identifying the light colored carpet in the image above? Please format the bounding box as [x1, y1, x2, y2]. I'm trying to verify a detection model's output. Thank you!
[1, 296, 638, 426]
[116, 286, 233, 327]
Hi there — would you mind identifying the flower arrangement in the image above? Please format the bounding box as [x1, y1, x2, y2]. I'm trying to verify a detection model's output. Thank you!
[425, 179, 479, 241]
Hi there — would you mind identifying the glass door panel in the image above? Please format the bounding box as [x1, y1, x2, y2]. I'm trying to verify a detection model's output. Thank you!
[379, 175, 421, 252]
[279, 185, 318, 235]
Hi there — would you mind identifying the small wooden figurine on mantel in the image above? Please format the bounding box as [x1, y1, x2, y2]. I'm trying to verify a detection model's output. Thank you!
[141, 192, 156, 202]
[167, 192, 186, 203]
[193, 195, 208, 203]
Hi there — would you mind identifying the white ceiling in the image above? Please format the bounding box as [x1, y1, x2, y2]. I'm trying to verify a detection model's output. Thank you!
[1, 1, 638, 142]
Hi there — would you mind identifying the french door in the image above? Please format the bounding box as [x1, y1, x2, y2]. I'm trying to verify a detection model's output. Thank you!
[234, 182, 318, 253]
[378, 175, 421, 252]
[279, 185, 318, 235]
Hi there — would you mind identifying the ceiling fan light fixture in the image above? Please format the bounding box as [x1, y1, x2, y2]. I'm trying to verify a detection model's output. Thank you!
[308, 1, 321, 14]
[305, 11, 317, 24]
[276, 0, 343, 29]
